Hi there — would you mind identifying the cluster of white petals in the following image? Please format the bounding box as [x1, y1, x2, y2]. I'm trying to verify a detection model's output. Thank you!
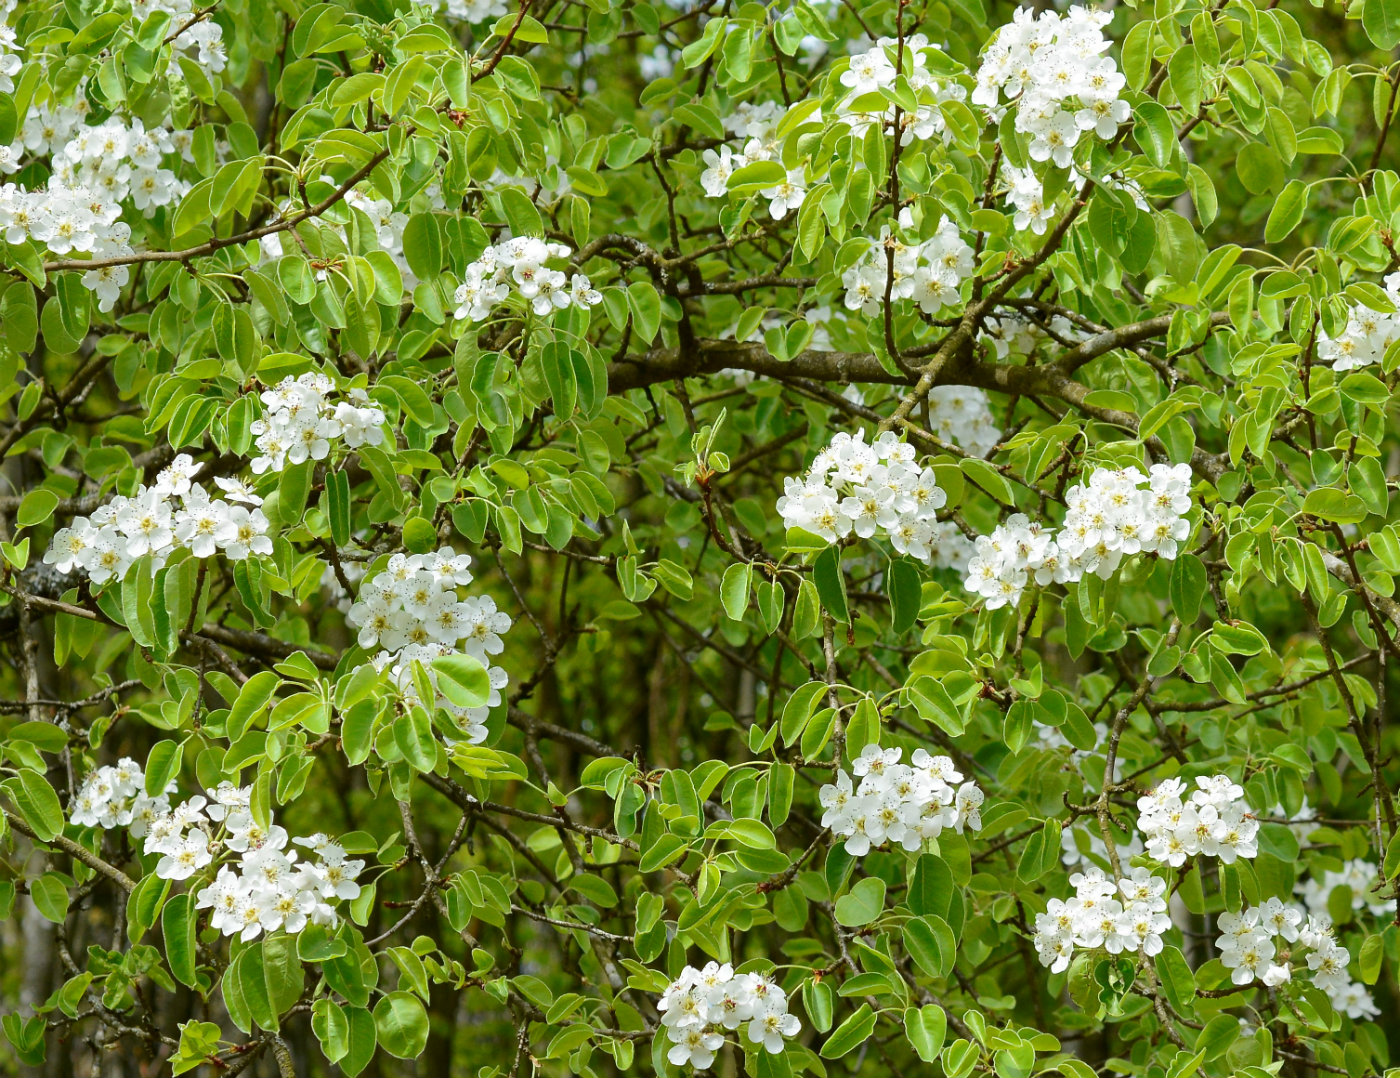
[841, 213, 975, 317]
[131, 0, 228, 78]
[979, 311, 1082, 357]
[346, 549, 511, 745]
[43, 456, 271, 585]
[173, 783, 360, 940]
[1317, 271, 1400, 372]
[452, 236, 603, 322]
[964, 463, 1192, 609]
[1136, 775, 1259, 866]
[0, 113, 195, 310]
[658, 963, 800, 1068]
[1214, 901, 1378, 1018]
[973, 7, 1128, 166]
[259, 179, 446, 289]
[250, 373, 386, 474]
[1033, 866, 1169, 972]
[426, 0, 508, 24]
[699, 36, 965, 221]
[69, 759, 172, 836]
[700, 102, 803, 221]
[999, 162, 1146, 235]
[819, 744, 985, 857]
[1296, 859, 1391, 920]
[71, 770, 362, 942]
[1215, 899, 1301, 988]
[1059, 820, 1144, 871]
[835, 36, 969, 146]
[776, 430, 951, 562]
[0, 1, 18, 95]
[927, 386, 1002, 457]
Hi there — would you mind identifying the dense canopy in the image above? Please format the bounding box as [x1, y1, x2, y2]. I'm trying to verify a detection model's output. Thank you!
[0, 0, 1399, 1075]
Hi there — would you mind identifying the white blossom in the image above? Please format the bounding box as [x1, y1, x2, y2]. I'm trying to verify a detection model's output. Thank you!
[657, 964, 799, 1068]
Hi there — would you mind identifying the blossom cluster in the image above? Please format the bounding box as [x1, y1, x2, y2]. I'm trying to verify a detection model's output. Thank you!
[1214, 899, 1301, 988]
[1059, 820, 1143, 871]
[841, 215, 975, 317]
[835, 36, 969, 147]
[777, 430, 953, 562]
[1214, 901, 1378, 1018]
[70, 767, 363, 941]
[0, 114, 194, 310]
[451, 236, 603, 322]
[167, 784, 360, 940]
[700, 101, 801, 221]
[69, 758, 172, 837]
[818, 744, 985, 857]
[0, 1, 18, 95]
[250, 373, 387, 474]
[658, 963, 800, 1068]
[1317, 271, 1400, 372]
[44, 456, 271, 585]
[980, 310, 1083, 358]
[426, 0, 509, 24]
[698, 36, 966, 221]
[963, 463, 1193, 609]
[1033, 865, 1170, 972]
[927, 386, 1001, 457]
[999, 162, 1146, 236]
[1296, 859, 1390, 920]
[973, 7, 1129, 167]
[346, 549, 511, 745]
[134, 0, 228, 79]
[1136, 775, 1260, 866]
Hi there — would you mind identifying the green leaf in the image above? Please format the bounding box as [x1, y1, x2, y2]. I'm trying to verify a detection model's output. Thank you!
[1133, 101, 1176, 167]
[127, 873, 170, 944]
[907, 1004, 948, 1062]
[340, 1006, 378, 1077]
[1358, 934, 1383, 984]
[144, 740, 183, 798]
[327, 470, 351, 548]
[1196, 1013, 1240, 1059]
[813, 545, 849, 624]
[1364, 0, 1400, 48]
[498, 186, 543, 237]
[7, 771, 64, 841]
[805, 977, 834, 1033]
[312, 999, 351, 1064]
[262, 934, 305, 1017]
[29, 873, 69, 924]
[15, 490, 57, 528]
[626, 281, 662, 343]
[720, 562, 752, 620]
[1265, 180, 1308, 243]
[162, 894, 198, 987]
[402, 212, 442, 280]
[541, 341, 578, 418]
[432, 652, 491, 708]
[7, 722, 67, 755]
[1302, 487, 1368, 524]
[781, 681, 827, 746]
[904, 914, 956, 979]
[232, 945, 277, 1031]
[401, 516, 436, 553]
[888, 558, 921, 634]
[1169, 555, 1207, 624]
[228, 671, 280, 741]
[833, 877, 886, 927]
[821, 1003, 877, 1059]
[373, 992, 429, 1059]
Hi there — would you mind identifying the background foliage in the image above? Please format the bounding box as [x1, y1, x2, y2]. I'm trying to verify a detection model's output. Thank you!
[0, 0, 1399, 1075]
